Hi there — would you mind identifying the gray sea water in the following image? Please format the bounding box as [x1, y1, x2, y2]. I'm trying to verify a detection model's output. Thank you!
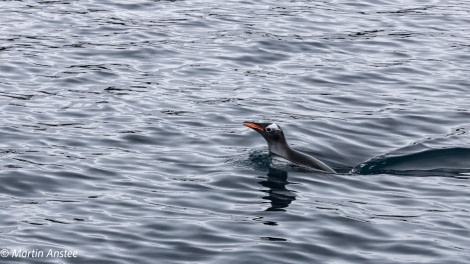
[1, 0, 470, 263]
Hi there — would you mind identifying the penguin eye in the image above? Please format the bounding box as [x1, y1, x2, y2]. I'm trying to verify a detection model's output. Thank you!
[265, 127, 272, 133]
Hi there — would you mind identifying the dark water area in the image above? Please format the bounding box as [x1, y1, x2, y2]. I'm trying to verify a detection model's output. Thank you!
[1, 0, 470, 263]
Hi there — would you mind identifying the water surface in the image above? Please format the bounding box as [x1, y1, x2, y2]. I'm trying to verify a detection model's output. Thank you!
[1, 0, 470, 263]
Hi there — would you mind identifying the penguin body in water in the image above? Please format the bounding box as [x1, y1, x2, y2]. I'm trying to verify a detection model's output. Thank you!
[244, 122, 336, 173]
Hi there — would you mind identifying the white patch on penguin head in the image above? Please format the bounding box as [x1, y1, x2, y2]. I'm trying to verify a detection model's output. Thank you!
[265, 123, 280, 132]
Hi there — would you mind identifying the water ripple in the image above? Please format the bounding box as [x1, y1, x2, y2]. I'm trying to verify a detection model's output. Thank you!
[1, 0, 470, 263]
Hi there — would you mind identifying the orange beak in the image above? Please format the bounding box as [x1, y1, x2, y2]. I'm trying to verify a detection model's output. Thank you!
[243, 121, 263, 131]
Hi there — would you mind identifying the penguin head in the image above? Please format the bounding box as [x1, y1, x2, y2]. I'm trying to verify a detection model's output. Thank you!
[243, 121, 288, 156]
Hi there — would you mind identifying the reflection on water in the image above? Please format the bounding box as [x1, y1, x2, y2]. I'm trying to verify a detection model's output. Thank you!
[259, 166, 296, 211]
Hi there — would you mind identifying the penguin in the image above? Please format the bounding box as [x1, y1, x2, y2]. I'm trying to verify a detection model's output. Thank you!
[243, 121, 336, 173]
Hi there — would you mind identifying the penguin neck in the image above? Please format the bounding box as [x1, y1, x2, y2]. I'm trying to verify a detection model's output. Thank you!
[268, 141, 292, 159]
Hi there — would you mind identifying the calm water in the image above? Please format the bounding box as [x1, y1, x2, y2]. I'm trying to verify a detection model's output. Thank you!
[1, 0, 470, 263]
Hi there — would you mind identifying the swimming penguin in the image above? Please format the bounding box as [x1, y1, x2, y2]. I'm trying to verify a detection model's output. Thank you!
[243, 121, 336, 173]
